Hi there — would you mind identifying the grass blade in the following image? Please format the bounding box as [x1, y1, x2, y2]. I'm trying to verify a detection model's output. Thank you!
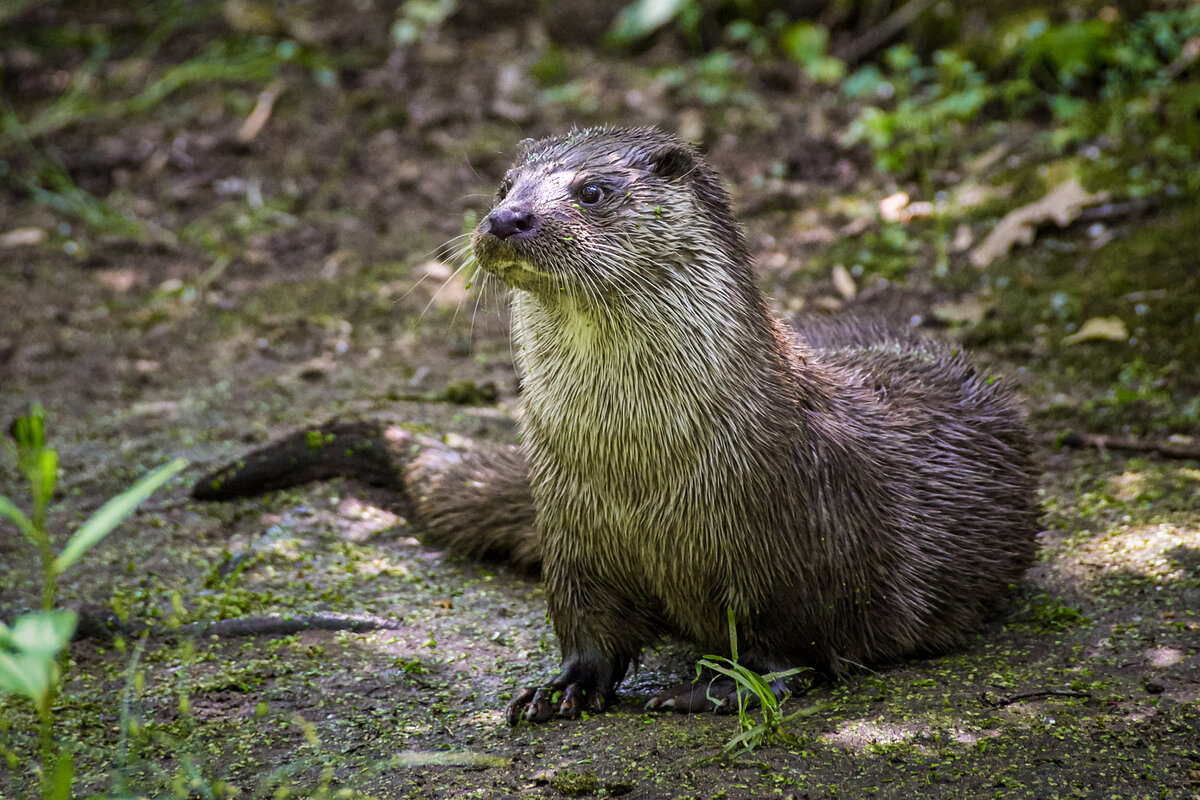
[53, 458, 188, 573]
[0, 495, 43, 548]
[9, 610, 76, 658]
[0, 651, 52, 703]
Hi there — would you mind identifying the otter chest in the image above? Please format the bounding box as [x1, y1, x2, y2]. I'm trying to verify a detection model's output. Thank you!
[514, 304, 760, 634]
[516, 306, 724, 495]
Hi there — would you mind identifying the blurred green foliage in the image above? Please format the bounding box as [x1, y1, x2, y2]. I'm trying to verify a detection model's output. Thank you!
[844, 7, 1200, 179]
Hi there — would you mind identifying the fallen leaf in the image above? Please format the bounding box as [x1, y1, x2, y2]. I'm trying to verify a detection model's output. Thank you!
[954, 182, 1014, 210]
[0, 228, 46, 247]
[831, 264, 857, 299]
[419, 260, 453, 281]
[904, 200, 933, 219]
[970, 179, 1110, 268]
[95, 268, 137, 292]
[965, 143, 1009, 176]
[236, 80, 284, 143]
[1061, 317, 1128, 345]
[879, 192, 909, 222]
[839, 217, 870, 237]
[951, 223, 974, 253]
[932, 296, 990, 325]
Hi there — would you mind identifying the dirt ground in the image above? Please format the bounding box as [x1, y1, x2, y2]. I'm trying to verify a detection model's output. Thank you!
[2, 2, 1199, 798]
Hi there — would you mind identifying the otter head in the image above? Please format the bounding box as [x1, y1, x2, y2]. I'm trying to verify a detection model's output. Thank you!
[471, 127, 750, 308]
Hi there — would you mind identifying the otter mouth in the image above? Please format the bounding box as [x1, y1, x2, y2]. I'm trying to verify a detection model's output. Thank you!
[480, 260, 557, 295]
[473, 234, 559, 294]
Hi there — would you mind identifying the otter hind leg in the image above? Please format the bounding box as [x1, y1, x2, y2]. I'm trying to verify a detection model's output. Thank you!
[645, 670, 789, 715]
[412, 443, 539, 572]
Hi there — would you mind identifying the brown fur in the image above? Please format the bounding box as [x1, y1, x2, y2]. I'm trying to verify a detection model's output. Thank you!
[195, 126, 1040, 723]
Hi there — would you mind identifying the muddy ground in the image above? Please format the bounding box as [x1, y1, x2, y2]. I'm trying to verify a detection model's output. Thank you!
[1, 2, 1199, 798]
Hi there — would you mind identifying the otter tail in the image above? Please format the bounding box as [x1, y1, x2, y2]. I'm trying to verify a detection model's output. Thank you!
[192, 421, 540, 572]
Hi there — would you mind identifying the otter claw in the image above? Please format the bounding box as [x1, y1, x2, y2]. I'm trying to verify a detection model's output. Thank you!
[506, 687, 537, 725]
[507, 682, 603, 725]
[525, 687, 559, 722]
[506, 685, 560, 724]
[558, 683, 584, 717]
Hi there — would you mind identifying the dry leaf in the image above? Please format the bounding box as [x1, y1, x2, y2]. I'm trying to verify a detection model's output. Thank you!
[965, 143, 1009, 176]
[95, 268, 137, 292]
[831, 264, 857, 300]
[419, 260, 453, 281]
[970, 179, 1110, 268]
[236, 81, 283, 143]
[904, 200, 933, 219]
[795, 226, 836, 245]
[932, 296, 990, 325]
[951, 223, 974, 253]
[222, 0, 277, 33]
[879, 192, 909, 222]
[839, 217, 871, 237]
[0, 227, 46, 247]
[1061, 317, 1128, 345]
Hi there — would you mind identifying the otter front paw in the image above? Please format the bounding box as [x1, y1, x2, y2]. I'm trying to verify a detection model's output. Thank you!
[506, 681, 607, 725]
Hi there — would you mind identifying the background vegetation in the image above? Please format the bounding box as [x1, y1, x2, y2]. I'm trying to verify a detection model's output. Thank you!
[1, 1, 1198, 797]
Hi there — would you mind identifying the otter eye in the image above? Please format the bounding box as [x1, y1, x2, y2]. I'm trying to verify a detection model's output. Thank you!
[576, 183, 604, 206]
[497, 180, 512, 201]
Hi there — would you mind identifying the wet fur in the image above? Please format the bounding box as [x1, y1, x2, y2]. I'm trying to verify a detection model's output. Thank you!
[195, 126, 1040, 714]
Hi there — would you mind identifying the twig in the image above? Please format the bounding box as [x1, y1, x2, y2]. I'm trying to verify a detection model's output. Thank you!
[838, 0, 936, 64]
[1075, 196, 1159, 223]
[1045, 431, 1200, 461]
[984, 688, 1091, 707]
[236, 80, 285, 143]
[1167, 37, 1200, 79]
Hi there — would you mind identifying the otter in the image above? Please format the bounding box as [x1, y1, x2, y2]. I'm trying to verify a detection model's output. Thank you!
[195, 126, 1040, 725]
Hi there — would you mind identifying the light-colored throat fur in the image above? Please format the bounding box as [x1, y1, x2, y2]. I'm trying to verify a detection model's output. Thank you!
[506, 255, 811, 644]
[509, 257, 793, 499]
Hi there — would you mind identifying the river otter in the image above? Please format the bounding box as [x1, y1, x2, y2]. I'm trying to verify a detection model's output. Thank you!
[195, 126, 1040, 725]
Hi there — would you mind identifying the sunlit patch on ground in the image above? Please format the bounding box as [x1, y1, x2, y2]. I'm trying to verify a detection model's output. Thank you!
[1075, 522, 1200, 587]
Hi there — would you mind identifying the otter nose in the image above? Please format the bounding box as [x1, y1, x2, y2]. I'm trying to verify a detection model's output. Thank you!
[488, 206, 538, 240]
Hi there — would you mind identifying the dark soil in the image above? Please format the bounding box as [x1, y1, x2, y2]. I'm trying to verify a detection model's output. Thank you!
[1, 3, 1198, 798]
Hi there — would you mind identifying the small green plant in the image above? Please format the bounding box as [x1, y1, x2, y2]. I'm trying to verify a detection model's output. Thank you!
[607, 0, 700, 49]
[391, 0, 459, 46]
[1017, 592, 1088, 632]
[696, 607, 815, 758]
[0, 404, 187, 798]
[843, 8, 1200, 183]
[779, 21, 845, 84]
[1003, 8, 1200, 154]
[0, 609, 77, 800]
[1, 406, 189, 612]
[0, 22, 333, 243]
[842, 45, 999, 177]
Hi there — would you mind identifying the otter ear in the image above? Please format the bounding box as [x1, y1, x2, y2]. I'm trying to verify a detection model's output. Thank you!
[648, 145, 695, 180]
